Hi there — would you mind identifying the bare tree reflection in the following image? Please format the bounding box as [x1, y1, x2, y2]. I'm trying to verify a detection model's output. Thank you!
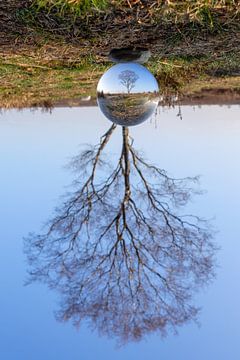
[118, 70, 139, 94]
[25, 125, 216, 344]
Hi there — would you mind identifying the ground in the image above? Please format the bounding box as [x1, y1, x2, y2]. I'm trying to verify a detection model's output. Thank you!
[0, 0, 240, 108]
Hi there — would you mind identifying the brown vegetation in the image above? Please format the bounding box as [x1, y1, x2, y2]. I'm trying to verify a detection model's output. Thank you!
[0, 0, 240, 107]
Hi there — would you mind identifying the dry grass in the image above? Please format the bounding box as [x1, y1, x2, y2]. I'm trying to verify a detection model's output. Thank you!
[0, 46, 108, 108]
[0, 43, 239, 108]
[31, 0, 240, 28]
[0, 0, 239, 108]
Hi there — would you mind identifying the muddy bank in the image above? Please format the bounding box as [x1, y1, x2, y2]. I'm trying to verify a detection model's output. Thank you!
[19, 88, 240, 111]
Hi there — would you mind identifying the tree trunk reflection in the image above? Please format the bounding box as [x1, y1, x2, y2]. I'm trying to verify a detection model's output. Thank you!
[25, 125, 216, 344]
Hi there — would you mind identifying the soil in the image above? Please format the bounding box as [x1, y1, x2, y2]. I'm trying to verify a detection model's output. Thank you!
[0, 0, 240, 108]
[1, 1, 240, 55]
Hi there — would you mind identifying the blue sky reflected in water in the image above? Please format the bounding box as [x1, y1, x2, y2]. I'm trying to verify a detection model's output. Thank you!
[0, 105, 240, 359]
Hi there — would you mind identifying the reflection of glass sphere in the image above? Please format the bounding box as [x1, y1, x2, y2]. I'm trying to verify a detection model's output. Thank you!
[97, 63, 159, 126]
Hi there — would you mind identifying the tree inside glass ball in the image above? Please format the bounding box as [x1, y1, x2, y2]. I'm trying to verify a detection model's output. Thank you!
[97, 63, 159, 126]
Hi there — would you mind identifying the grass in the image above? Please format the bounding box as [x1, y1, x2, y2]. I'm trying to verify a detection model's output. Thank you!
[30, 0, 240, 28]
[0, 0, 239, 108]
[32, 0, 108, 17]
[0, 50, 109, 108]
[149, 52, 240, 92]
[16, 0, 240, 39]
[153, 0, 239, 26]
[0, 45, 239, 108]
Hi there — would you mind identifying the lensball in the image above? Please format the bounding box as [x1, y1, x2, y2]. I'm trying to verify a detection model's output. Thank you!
[97, 63, 159, 126]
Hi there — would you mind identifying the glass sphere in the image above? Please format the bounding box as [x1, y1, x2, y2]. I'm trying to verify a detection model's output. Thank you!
[97, 63, 159, 126]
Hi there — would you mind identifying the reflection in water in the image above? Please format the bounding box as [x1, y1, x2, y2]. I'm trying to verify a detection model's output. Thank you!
[25, 125, 216, 344]
[97, 63, 159, 126]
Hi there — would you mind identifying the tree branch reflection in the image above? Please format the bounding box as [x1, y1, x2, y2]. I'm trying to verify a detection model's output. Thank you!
[25, 125, 216, 344]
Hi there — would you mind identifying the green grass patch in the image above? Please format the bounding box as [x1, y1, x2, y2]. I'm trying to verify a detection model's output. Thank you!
[32, 0, 109, 17]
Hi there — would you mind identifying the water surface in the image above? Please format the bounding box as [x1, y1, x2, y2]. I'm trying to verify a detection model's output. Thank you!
[1, 105, 240, 359]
